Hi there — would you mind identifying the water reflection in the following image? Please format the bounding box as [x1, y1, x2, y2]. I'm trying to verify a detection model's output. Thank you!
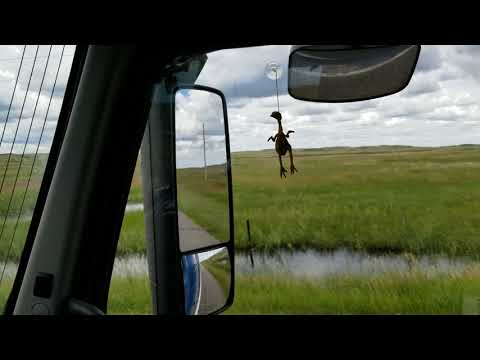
[111, 249, 479, 280]
[236, 249, 477, 278]
[125, 203, 144, 213]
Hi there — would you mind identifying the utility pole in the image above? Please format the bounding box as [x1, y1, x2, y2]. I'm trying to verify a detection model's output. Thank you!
[203, 122, 207, 181]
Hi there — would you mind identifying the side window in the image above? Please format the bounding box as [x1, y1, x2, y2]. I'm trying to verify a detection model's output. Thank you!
[0, 45, 75, 312]
[108, 151, 152, 314]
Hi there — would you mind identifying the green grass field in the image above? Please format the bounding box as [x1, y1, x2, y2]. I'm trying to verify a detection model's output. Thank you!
[0, 154, 46, 216]
[235, 146, 480, 257]
[106, 145, 480, 314]
[4, 146, 480, 315]
[8, 145, 480, 261]
[102, 266, 480, 315]
[169, 145, 480, 258]
[177, 164, 230, 243]
[3, 269, 480, 315]
[226, 270, 480, 315]
[0, 154, 48, 262]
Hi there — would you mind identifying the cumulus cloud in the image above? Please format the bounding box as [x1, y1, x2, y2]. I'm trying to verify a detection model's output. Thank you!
[384, 117, 407, 127]
[175, 89, 227, 168]
[0, 44, 74, 154]
[415, 46, 443, 73]
[402, 79, 441, 97]
[197, 45, 290, 100]
[191, 45, 480, 151]
[2, 44, 480, 161]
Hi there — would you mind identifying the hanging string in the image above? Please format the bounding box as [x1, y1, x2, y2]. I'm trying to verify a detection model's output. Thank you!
[275, 69, 280, 112]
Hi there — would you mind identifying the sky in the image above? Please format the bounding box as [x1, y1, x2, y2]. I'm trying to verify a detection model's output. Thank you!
[191, 45, 480, 155]
[0, 45, 75, 154]
[175, 89, 227, 168]
[1, 45, 479, 162]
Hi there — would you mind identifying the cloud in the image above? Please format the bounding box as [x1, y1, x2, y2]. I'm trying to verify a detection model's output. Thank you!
[197, 45, 290, 100]
[354, 112, 380, 126]
[403, 80, 440, 97]
[415, 46, 443, 73]
[402, 70, 442, 97]
[1, 44, 480, 159]
[384, 117, 407, 127]
[0, 45, 74, 153]
[175, 88, 228, 168]
[442, 45, 480, 82]
[191, 45, 480, 151]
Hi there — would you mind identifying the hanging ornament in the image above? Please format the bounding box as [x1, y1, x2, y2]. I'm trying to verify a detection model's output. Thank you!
[265, 61, 298, 178]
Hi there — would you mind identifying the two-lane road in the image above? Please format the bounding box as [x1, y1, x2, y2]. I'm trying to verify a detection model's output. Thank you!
[178, 211, 221, 252]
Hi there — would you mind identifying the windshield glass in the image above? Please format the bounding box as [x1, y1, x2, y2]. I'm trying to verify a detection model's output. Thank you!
[112, 45, 480, 315]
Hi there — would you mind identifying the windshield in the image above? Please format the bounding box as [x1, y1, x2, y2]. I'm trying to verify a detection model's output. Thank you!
[111, 45, 480, 315]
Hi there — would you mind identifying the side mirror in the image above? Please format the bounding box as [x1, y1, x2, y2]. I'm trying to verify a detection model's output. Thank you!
[288, 45, 421, 102]
[174, 85, 234, 315]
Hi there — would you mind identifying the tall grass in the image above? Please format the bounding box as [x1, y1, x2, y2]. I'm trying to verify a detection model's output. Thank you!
[107, 276, 153, 315]
[0, 154, 48, 262]
[5, 146, 480, 314]
[0, 154, 46, 217]
[103, 267, 480, 315]
[6, 271, 478, 315]
[0, 277, 153, 315]
[117, 211, 146, 257]
[0, 280, 10, 313]
[226, 272, 480, 314]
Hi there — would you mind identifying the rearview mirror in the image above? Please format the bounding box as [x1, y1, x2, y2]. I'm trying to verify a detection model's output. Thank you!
[288, 45, 421, 102]
[174, 85, 234, 315]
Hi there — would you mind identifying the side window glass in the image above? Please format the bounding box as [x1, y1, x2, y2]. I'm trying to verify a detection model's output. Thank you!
[108, 152, 152, 314]
[0, 45, 75, 312]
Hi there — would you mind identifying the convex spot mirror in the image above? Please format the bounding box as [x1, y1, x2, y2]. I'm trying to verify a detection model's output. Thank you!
[181, 246, 231, 315]
[288, 45, 421, 102]
[174, 85, 234, 315]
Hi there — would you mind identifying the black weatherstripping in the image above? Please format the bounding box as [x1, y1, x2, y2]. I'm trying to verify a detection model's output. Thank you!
[3, 45, 89, 315]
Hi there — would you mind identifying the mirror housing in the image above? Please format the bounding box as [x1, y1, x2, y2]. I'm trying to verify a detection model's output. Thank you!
[288, 45, 421, 103]
[173, 84, 234, 315]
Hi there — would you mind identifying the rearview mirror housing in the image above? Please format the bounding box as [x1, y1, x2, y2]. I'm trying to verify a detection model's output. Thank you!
[173, 84, 234, 315]
[288, 45, 421, 103]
